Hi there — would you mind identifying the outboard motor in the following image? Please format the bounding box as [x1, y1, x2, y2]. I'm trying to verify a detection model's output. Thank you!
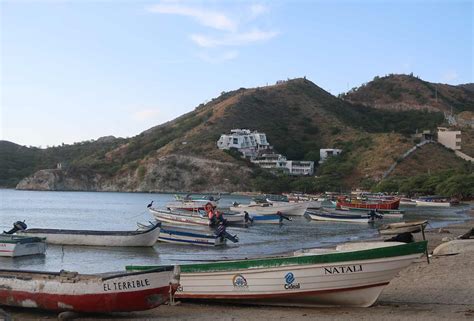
[4, 221, 27, 234]
[244, 211, 253, 224]
[214, 221, 239, 243]
[277, 211, 291, 227]
[368, 210, 383, 222]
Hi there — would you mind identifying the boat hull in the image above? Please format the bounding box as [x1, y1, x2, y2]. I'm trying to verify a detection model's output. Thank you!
[17, 224, 160, 247]
[151, 208, 246, 227]
[306, 211, 369, 223]
[0, 235, 46, 257]
[337, 199, 400, 210]
[0, 267, 179, 312]
[231, 203, 308, 216]
[415, 200, 452, 207]
[159, 226, 226, 246]
[127, 242, 427, 307]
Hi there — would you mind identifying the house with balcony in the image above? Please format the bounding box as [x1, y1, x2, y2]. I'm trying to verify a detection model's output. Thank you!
[217, 129, 314, 175]
[217, 129, 271, 158]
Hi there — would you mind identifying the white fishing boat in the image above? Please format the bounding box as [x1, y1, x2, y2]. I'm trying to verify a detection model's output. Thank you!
[230, 201, 308, 216]
[249, 214, 290, 224]
[150, 208, 247, 227]
[158, 225, 228, 246]
[415, 196, 457, 207]
[0, 234, 46, 257]
[306, 210, 371, 223]
[15, 222, 161, 247]
[400, 198, 417, 206]
[0, 266, 180, 312]
[127, 241, 427, 307]
[379, 220, 428, 235]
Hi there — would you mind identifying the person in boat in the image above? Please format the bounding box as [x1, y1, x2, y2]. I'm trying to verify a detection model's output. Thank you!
[205, 202, 225, 227]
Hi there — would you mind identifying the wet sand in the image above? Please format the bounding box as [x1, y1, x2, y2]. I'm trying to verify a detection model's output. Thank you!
[2, 211, 474, 321]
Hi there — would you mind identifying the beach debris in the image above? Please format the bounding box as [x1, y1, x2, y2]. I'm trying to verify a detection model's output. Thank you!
[441, 236, 453, 242]
[438, 228, 451, 234]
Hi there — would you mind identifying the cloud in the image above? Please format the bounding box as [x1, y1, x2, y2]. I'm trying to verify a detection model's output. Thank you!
[441, 70, 459, 83]
[147, 3, 237, 31]
[197, 50, 239, 63]
[249, 4, 268, 18]
[133, 109, 161, 121]
[147, 2, 278, 62]
[190, 29, 278, 48]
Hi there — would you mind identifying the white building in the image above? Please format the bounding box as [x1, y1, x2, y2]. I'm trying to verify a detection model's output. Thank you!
[437, 127, 461, 150]
[251, 154, 288, 171]
[217, 129, 270, 158]
[285, 160, 315, 176]
[217, 129, 314, 175]
[251, 154, 314, 175]
[319, 149, 343, 164]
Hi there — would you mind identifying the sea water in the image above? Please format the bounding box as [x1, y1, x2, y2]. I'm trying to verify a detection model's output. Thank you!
[0, 189, 470, 273]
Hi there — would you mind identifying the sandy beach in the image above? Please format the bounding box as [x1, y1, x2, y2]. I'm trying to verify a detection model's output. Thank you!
[2, 211, 473, 321]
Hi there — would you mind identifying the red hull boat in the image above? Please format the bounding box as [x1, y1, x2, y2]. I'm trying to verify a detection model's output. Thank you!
[336, 198, 400, 210]
[0, 266, 180, 313]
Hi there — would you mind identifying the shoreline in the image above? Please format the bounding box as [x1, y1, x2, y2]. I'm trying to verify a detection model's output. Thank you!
[3, 209, 473, 320]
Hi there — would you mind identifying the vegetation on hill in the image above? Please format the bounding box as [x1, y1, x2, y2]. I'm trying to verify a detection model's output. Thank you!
[1, 75, 470, 193]
[373, 167, 474, 199]
[0, 138, 125, 187]
[342, 74, 474, 113]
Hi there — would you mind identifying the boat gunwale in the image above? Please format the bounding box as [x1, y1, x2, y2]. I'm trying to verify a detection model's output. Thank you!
[18, 222, 161, 237]
[127, 241, 427, 273]
[0, 266, 174, 281]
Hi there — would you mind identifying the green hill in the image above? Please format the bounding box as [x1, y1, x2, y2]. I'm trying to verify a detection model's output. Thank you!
[342, 74, 474, 113]
[2, 76, 469, 194]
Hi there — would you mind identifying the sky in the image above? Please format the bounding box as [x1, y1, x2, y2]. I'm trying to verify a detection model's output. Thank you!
[1, 0, 472, 147]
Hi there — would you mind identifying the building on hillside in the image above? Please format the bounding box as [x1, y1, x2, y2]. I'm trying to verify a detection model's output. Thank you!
[217, 129, 270, 158]
[319, 149, 343, 164]
[437, 127, 461, 150]
[251, 154, 314, 175]
[251, 154, 288, 171]
[285, 160, 315, 176]
[217, 129, 314, 175]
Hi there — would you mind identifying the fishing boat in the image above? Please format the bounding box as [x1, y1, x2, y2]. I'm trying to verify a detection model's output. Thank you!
[336, 197, 400, 210]
[335, 208, 404, 219]
[0, 266, 180, 312]
[12, 221, 161, 247]
[166, 195, 219, 212]
[126, 241, 427, 307]
[379, 220, 428, 235]
[306, 210, 371, 223]
[137, 222, 238, 246]
[400, 198, 417, 206]
[230, 201, 308, 216]
[414, 196, 458, 207]
[0, 234, 46, 257]
[249, 214, 290, 224]
[158, 225, 229, 246]
[150, 208, 248, 227]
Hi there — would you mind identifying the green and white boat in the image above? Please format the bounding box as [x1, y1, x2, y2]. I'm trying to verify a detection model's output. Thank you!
[0, 234, 46, 257]
[126, 241, 427, 307]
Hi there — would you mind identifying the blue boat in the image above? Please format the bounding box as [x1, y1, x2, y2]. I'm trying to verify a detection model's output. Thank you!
[158, 225, 238, 246]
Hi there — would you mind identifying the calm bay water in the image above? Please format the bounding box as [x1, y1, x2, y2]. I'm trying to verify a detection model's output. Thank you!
[0, 189, 470, 273]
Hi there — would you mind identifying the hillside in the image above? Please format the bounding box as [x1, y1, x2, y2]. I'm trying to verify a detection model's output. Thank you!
[342, 74, 474, 113]
[2, 76, 465, 193]
[389, 143, 468, 178]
